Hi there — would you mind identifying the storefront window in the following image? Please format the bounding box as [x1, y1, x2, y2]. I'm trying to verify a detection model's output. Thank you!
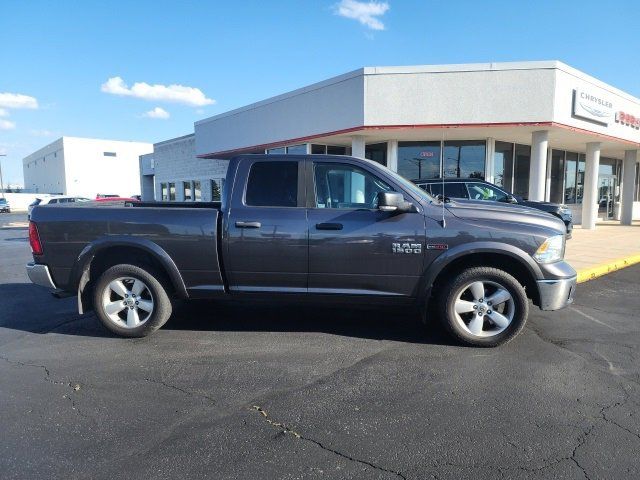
[513, 144, 531, 198]
[549, 150, 565, 204]
[327, 145, 348, 155]
[168, 183, 176, 201]
[576, 155, 586, 204]
[311, 144, 326, 154]
[365, 142, 387, 166]
[286, 144, 307, 155]
[161, 183, 168, 201]
[183, 181, 192, 201]
[211, 179, 223, 201]
[266, 147, 286, 154]
[564, 152, 578, 203]
[443, 141, 486, 179]
[193, 181, 201, 201]
[493, 141, 513, 189]
[397, 141, 441, 180]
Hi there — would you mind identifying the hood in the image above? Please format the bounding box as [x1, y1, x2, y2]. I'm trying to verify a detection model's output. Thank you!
[445, 199, 566, 233]
[519, 199, 563, 212]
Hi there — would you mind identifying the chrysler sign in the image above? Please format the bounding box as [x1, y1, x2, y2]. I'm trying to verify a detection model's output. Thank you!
[573, 89, 613, 125]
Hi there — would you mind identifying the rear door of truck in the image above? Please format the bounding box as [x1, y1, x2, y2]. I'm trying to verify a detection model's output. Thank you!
[223, 157, 308, 293]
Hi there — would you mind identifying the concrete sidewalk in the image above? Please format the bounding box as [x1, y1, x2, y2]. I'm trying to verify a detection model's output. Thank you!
[566, 221, 640, 282]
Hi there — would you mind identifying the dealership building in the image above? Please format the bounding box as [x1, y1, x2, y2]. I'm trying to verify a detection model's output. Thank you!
[144, 61, 640, 227]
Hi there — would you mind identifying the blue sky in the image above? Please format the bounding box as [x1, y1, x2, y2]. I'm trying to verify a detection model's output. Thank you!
[1, 0, 638, 186]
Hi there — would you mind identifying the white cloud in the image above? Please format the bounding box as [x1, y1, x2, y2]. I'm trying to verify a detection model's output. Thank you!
[142, 107, 170, 120]
[0, 119, 16, 130]
[101, 77, 215, 107]
[334, 0, 390, 30]
[0, 108, 8, 117]
[0, 92, 39, 110]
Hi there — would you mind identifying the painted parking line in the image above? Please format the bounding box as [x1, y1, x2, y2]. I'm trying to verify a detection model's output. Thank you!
[575, 253, 640, 283]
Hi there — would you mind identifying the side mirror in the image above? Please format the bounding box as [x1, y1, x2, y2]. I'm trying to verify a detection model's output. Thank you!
[377, 192, 416, 213]
[506, 194, 518, 204]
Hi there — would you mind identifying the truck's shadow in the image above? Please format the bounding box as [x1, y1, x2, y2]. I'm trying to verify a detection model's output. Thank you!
[0, 283, 454, 345]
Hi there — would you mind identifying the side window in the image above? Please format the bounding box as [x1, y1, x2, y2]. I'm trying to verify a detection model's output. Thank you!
[428, 183, 468, 199]
[466, 182, 508, 202]
[314, 163, 392, 209]
[49, 199, 58, 204]
[246, 161, 298, 207]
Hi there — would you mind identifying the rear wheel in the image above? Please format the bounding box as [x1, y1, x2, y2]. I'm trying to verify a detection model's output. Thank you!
[93, 263, 172, 337]
[435, 266, 528, 347]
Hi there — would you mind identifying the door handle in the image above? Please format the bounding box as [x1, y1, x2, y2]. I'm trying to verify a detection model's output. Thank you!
[316, 222, 343, 230]
[235, 221, 261, 228]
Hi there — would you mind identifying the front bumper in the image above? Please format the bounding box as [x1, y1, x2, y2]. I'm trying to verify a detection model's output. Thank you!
[537, 276, 577, 310]
[26, 262, 57, 289]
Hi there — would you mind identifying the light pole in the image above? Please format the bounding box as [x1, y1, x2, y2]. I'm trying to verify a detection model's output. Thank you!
[0, 153, 5, 199]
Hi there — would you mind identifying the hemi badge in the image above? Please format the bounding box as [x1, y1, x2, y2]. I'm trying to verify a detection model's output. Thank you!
[426, 244, 449, 250]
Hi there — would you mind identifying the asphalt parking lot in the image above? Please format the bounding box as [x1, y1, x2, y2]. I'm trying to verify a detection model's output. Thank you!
[1, 211, 639, 480]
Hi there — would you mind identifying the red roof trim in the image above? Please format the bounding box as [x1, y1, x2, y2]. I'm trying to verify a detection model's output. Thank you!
[197, 121, 639, 158]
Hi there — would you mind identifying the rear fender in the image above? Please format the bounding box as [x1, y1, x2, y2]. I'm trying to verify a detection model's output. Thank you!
[73, 236, 188, 314]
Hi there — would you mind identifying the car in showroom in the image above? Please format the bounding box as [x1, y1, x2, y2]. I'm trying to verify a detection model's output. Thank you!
[0, 198, 10, 213]
[413, 178, 573, 237]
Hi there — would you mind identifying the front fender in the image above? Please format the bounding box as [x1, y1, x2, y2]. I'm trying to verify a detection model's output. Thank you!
[419, 241, 543, 295]
[73, 236, 189, 314]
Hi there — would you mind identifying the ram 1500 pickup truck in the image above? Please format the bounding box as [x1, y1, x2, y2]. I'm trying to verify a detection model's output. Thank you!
[26, 154, 577, 347]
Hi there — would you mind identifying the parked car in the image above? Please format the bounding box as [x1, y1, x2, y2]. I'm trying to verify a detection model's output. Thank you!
[94, 197, 140, 203]
[413, 178, 573, 237]
[28, 196, 91, 218]
[96, 194, 120, 199]
[26, 154, 576, 347]
[0, 198, 10, 213]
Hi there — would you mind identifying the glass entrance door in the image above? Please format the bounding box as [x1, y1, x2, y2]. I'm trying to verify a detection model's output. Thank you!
[598, 174, 617, 220]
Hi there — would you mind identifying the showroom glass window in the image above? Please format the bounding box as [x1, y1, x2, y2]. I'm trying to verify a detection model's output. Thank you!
[397, 141, 441, 180]
[493, 141, 513, 189]
[549, 150, 565, 204]
[266, 147, 286, 154]
[193, 181, 201, 201]
[564, 152, 578, 203]
[365, 142, 387, 166]
[286, 144, 307, 155]
[513, 144, 531, 198]
[168, 183, 176, 201]
[183, 181, 192, 201]
[211, 179, 223, 201]
[576, 154, 586, 204]
[161, 183, 168, 201]
[443, 141, 486, 179]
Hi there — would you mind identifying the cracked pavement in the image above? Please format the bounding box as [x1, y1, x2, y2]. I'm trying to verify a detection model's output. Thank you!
[1, 212, 639, 479]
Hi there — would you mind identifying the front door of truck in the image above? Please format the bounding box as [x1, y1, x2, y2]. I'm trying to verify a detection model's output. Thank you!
[225, 158, 308, 293]
[307, 160, 425, 297]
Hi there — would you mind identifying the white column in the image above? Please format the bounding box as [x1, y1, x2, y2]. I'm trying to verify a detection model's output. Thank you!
[485, 138, 496, 184]
[621, 150, 638, 225]
[528, 130, 548, 201]
[386, 140, 398, 172]
[544, 147, 552, 202]
[581, 142, 601, 230]
[351, 136, 365, 159]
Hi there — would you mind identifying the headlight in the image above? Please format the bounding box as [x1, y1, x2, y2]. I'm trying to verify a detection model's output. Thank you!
[533, 234, 565, 264]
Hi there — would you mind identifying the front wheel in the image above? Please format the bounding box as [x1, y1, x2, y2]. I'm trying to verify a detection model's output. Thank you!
[435, 266, 528, 347]
[93, 263, 172, 337]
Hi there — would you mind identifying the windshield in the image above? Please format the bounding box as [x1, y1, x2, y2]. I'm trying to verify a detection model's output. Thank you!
[0, 199, 6, 204]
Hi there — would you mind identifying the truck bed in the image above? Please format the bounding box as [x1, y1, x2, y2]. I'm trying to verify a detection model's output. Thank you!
[30, 203, 224, 295]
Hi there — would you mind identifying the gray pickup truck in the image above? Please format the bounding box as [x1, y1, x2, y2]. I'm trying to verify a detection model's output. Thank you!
[26, 154, 576, 347]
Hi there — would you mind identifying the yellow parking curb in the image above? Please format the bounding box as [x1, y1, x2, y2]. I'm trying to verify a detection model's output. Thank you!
[576, 253, 640, 283]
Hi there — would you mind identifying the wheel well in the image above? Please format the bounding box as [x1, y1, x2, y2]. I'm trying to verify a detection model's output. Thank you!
[430, 253, 540, 305]
[80, 246, 175, 312]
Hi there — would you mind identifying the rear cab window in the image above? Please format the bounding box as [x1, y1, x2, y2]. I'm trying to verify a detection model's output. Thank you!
[245, 161, 299, 207]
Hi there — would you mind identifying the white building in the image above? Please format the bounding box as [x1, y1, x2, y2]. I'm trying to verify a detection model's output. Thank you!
[23, 137, 152, 198]
[189, 61, 640, 227]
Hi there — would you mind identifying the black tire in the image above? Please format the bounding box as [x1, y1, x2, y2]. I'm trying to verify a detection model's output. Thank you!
[93, 263, 172, 338]
[435, 266, 528, 347]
